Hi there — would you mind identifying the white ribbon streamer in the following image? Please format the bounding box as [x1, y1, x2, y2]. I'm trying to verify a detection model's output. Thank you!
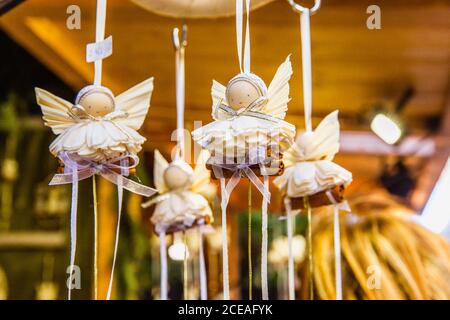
[236, 0, 251, 73]
[199, 227, 208, 300]
[67, 160, 78, 300]
[94, 0, 107, 86]
[300, 9, 312, 132]
[106, 175, 123, 300]
[325, 191, 350, 300]
[261, 175, 269, 300]
[219, 178, 230, 300]
[284, 197, 295, 300]
[159, 232, 168, 300]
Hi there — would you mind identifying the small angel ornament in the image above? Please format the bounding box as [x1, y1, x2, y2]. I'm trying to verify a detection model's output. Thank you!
[274, 111, 352, 208]
[192, 56, 295, 171]
[142, 150, 215, 301]
[142, 150, 214, 234]
[36, 79, 154, 163]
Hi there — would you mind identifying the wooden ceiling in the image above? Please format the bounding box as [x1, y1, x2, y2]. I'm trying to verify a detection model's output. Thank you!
[1, 0, 449, 210]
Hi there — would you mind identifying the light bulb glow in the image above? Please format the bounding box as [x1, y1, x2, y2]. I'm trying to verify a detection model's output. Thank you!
[370, 113, 402, 145]
[168, 242, 189, 261]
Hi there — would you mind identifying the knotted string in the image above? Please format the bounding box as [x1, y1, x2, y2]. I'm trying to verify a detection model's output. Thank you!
[236, 0, 251, 73]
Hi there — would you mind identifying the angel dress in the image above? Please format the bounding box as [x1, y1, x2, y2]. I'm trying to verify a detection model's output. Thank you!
[192, 56, 296, 162]
[142, 150, 215, 234]
[274, 111, 352, 198]
[35, 78, 154, 163]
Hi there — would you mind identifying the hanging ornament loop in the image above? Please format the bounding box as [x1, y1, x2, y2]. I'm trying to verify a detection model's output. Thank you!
[172, 25, 188, 160]
[287, 0, 321, 15]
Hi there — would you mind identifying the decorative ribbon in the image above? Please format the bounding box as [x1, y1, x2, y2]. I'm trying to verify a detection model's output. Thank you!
[236, 0, 251, 73]
[198, 226, 208, 300]
[284, 197, 295, 300]
[159, 232, 168, 300]
[213, 161, 271, 300]
[325, 191, 350, 301]
[51, 152, 156, 300]
[261, 175, 269, 300]
[219, 178, 230, 300]
[213, 103, 289, 126]
[300, 8, 313, 132]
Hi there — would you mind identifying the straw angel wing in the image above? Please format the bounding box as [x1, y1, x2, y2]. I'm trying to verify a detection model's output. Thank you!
[35, 88, 77, 135]
[114, 77, 154, 130]
[153, 149, 170, 194]
[35, 77, 154, 135]
[191, 150, 217, 199]
[284, 111, 340, 166]
[261, 55, 292, 119]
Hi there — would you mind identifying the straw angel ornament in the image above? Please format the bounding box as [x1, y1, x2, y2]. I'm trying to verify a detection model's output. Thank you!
[36, 79, 154, 163]
[275, 0, 352, 301]
[192, 0, 295, 301]
[274, 110, 352, 206]
[34, 0, 156, 300]
[142, 26, 215, 300]
[143, 150, 214, 234]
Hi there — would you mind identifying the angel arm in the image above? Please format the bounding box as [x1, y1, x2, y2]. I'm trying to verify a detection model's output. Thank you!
[35, 88, 77, 135]
[262, 55, 293, 119]
[115, 77, 154, 130]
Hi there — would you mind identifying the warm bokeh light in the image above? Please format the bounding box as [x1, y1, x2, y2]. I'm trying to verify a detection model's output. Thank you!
[370, 113, 402, 145]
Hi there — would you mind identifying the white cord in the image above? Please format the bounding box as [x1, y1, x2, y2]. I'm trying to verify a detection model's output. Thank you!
[261, 175, 269, 300]
[160, 232, 168, 300]
[94, 0, 107, 86]
[220, 178, 230, 300]
[285, 197, 295, 300]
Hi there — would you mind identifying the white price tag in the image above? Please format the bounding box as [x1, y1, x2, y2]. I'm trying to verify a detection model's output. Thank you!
[86, 35, 113, 63]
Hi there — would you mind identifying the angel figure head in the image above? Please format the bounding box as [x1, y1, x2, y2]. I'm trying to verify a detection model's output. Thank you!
[192, 56, 296, 168]
[35, 78, 154, 163]
[75, 85, 115, 117]
[225, 72, 268, 111]
[143, 150, 216, 234]
[274, 111, 352, 208]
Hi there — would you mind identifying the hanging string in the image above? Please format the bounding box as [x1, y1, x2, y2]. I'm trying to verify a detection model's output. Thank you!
[333, 206, 343, 300]
[236, 0, 251, 73]
[284, 197, 295, 300]
[93, 0, 107, 86]
[261, 175, 269, 300]
[183, 231, 188, 300]
[300, 9, 312, 132]
[92, 175, 99, 300]
[198, 227, 208, 300]
[219, 178, 230, 300]
[173, 26, 187, 160]
[248, 184, 253, 300]
[304, 196, 314, 299]
[159, 232, 168, 300]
